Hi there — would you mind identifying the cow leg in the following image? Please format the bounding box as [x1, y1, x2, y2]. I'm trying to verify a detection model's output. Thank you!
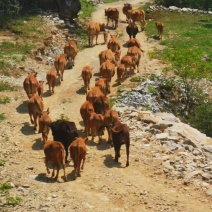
[96, 34, 99, 45]
[33, 113, 38, 130]
[62, 163, 67, 182]
[45, 160, 50, 174]
[51, 166, 55, 177]
[61, 70, 64, 81]
[55, 164, 60, 180]
[126, 142, 130, 167]
[81, 156, 85, 170]
[65, 147, 68, 163]
[114, 144, 121, 162]
[78, 159, 81, 177]
[29, 112, 34, 125]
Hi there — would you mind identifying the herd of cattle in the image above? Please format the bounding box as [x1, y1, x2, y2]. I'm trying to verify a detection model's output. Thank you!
[22, 3, 164, 182]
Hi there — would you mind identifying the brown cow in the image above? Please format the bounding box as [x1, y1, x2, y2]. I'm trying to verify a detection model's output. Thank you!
[38, 108, 52, 145]
[99, 60, 115, 93]
[103, 109, 119, 143]
[155, 21, 164, 40]
[128, 9, 147, 31]
[87, 22, 105, 47]
[81, 65, 93, 94]
[105, 7, 119, 28]
[107, 35, 121, 52]
[23, 71, 38, 99]
[44, 140, 67, 182]
[103, 30, 109, 44]
[28, 94, 44, 130]
[89, 111, 104, 143]
[95, 77, 110, 96]
[69, 137, 88, 180]
[122, 3, 133, 22]
[93, 95, 110, 115]
[37, 80, 44, 100]
[54, 53, 67, 84]
[86, 86, 105, 104]
[46, 69, 57, 95]
[127, 38, 144, 52]
[80, 100, 94, 135]
[120, 55, 136, 76]
[99, 49, 117, 66]
[127, 46, 142, 72]
[117, 63, 127, 84]
[64, 40, 78, 67]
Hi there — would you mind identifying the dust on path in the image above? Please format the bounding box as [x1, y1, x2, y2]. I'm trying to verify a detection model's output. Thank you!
[0, 0, 211, 211]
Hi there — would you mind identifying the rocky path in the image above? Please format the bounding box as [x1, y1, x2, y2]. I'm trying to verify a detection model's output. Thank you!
[0, 0, 211, 211]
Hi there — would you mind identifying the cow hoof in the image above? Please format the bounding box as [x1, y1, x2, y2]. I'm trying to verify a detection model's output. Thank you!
[61, 176, 67, 182]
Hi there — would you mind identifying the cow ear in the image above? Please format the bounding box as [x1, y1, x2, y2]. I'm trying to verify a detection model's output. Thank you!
[47, 108, 50, 114]
[84, 137, 88, 143]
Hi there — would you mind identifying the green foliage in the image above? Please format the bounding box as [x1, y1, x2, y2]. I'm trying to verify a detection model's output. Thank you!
[145, 11, 212, 80]
[189, 102, 212, 137]
[148, 86, 158, 95]
[7, 197, 22, 206]
[0, 82, 14, 91]
[104, 0, 119, 3]
[0, 182, 22, 206]
[0, 97, 11, 104]
[0, 113, 6, 121]
[149, 73, 158, 81]
[154, 0, 212, 10]
[59, 114, 70, 121]
[0, 159, 6, 166]
[130, 76, 142, 82]
[0, 182, 12, 191]
[109, 98, 116, 108]
[79, 0, 96, 18]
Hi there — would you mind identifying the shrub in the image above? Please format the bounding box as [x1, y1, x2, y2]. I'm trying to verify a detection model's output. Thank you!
[0, 97, 11, 104]
[189, 102, 212, 137]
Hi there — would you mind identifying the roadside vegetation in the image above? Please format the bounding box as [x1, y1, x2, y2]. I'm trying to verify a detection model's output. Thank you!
[142, 5, 212, 136]
[0, 182, 22, 206]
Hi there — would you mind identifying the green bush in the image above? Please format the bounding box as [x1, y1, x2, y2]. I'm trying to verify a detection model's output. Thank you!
[0, 82, 14, 91]
[154, 0, 212, 10]
[0, 97, 11, 104]
[189, 102, 212, 137]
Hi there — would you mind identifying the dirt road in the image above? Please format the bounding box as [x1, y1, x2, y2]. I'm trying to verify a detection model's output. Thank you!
[0, 0, 211, 211]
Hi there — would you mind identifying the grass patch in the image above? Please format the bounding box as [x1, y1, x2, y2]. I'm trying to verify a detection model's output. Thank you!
[79, 0, 96, 18]
[109, 98, 116, 108]
[0, 182, 22, 206]
[145, 11, 212, 79]
[130, 76, 142, 82]
[0, 15, 50, 76]
[104, 0, 119, 3]
[0, 113, 6, 121]
[0, 82, 14, 92]
[0, 159, 6, 166]
[0, 182, 12, 191]
[59, 114, 70, 121]
[7, 197, 22, 206]
[0, 97, 11, 104]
